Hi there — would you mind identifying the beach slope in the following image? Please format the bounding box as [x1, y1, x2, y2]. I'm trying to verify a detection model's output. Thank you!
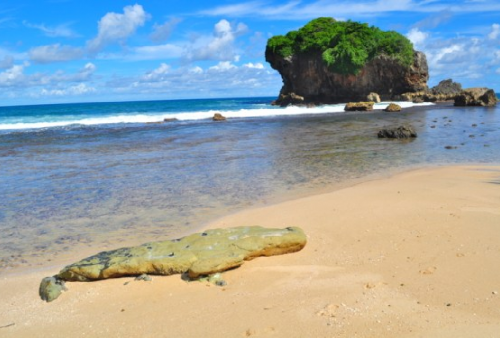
[1, 165, 499, 337]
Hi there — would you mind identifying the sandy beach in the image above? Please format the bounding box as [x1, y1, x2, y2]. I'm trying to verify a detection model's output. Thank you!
[1, 165, 499, 337]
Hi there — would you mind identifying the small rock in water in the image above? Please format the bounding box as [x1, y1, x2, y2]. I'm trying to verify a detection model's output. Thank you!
[445, 146, 457, 150]
[377, 125, 417, 139]
[134, 274, 152, 282]
[344, 102, 374, 111]
[39, 276, 67, 302]
[213, 113, 226, 121]
[384, 103, 402, 112]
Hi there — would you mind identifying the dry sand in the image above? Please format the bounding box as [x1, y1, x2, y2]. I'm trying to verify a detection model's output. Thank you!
[1, 165, 499, 337]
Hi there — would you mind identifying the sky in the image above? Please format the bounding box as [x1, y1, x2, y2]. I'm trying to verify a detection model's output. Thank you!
[0, 0, 499, 106]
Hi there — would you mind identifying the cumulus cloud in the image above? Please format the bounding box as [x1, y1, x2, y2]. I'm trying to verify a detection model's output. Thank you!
[209, 61, 237, 71]
[23, 21, 79, 38]
[125, 44, 183, 61]
[488, 23, 500, 40]
[0, 62, 96, 89]
[409, 26, 499, 86]
[0, 64, 27, 87]
[141, 63, 170, 81]
[106, 61, 281, 98]
[150, 17, 182, 43]
[29, 44, 84, 64]
[40, 83, 96, 97]
[52, 62, 96, 82]
[87, 4, 148, 54]
[406, 28, 429, 48]
[243, 62, 264, 69]
[199, 0, 500, 19]
[0, 55, 14, 69]
[183, 19, 248, 62]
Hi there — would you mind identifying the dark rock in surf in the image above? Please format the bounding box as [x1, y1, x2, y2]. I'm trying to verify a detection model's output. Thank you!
[454, 88, 497, 107]
[344, 102, 374, 111]
[384, 103, 402, 112]
[213, 113, 227, 121]
[378, 125, 417, 139]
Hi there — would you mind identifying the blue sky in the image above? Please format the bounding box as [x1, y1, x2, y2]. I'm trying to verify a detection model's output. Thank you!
[0, 0, 499, 106]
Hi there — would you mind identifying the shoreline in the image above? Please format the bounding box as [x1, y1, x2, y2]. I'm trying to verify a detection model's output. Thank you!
[2, 161, 499, 279]
[0, 160, 491, 279]
[1, 164, 499, 337]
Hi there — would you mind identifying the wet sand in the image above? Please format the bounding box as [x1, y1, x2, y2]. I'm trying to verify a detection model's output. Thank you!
[1, 165, 499, 337]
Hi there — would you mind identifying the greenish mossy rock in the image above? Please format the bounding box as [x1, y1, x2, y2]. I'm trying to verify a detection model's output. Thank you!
[40, 226, 306, 301]
[344, 102, 374, 111]
[377, 125, 417, 139]
[454, 88, 497, 107]
[384, 103, 402, 112]
[39, 276, 67, 302]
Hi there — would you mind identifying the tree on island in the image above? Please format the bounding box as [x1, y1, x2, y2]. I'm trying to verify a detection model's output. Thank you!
[267, 17, 414, 75]
[265, 17, 428, 105]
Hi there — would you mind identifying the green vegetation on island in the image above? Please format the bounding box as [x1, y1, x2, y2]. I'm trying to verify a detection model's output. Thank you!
[267, 17, 414, 75]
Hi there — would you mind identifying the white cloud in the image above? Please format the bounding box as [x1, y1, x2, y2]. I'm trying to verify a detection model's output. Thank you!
[183, 19, 248, 62]
[150, 17, 182, 43]
[0, 55, 14, 69]
[87, 4, 148, 54]
[209, 61, 237, 71]
[40, 83, 96, 97]
[60, 62, 96, 82]
[406, 28, 429, 48]
[23, 21, 79, 38]
[106, 62, 280, 97]
[0, 64, 26, 87]
[488, 23, 500, 39]
[29, 44, 84, 64]
[125, 44, 183, 61]
[189, 66, 203, 74]
[243, 62, 264, 69]
[494, 50, 500, 64]
[142, 63, 170, 81]
[0, 62, 96, 89]
[413, 27, 499, 85]
[199, 0, 500, 19]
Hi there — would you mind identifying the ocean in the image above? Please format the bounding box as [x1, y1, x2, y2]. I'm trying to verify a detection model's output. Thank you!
[1, 97, 499, 274]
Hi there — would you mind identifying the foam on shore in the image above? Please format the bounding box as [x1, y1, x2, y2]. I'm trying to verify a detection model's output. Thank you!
[0, 101, 433, 131]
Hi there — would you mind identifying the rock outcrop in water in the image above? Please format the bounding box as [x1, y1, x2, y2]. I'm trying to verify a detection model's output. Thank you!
[265, 18, 429, 105]
[378, 125, 417, 139]
[384, 103, 402, 112]
[344, 102, 374, 111]
[454, 88, 498, 107]
[39, 226, 307, 302]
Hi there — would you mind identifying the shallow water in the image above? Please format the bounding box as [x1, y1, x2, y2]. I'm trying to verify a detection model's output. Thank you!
[1, 101, 499, 274]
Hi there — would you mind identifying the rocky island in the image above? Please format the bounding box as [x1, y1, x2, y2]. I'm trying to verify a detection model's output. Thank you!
[265, 18, 428, 105]
[266, 18, 497, 107]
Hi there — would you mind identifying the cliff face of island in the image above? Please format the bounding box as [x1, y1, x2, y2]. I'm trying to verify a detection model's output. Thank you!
[265, 18, 429, 105]
[266, 50, 429, 105]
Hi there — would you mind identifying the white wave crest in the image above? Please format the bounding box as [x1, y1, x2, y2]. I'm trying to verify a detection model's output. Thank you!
[0, 102, 433, 131]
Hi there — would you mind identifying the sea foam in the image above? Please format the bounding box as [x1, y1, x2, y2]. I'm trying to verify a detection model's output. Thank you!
[0, 102, 433, 131]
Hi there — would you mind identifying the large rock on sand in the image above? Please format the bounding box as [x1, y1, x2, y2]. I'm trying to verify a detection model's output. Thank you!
[39, 277, 67, 302]
[40, 226, 307, 301]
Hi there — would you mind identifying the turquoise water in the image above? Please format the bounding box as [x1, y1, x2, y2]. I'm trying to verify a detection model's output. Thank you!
[1, 98, 499, 274]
